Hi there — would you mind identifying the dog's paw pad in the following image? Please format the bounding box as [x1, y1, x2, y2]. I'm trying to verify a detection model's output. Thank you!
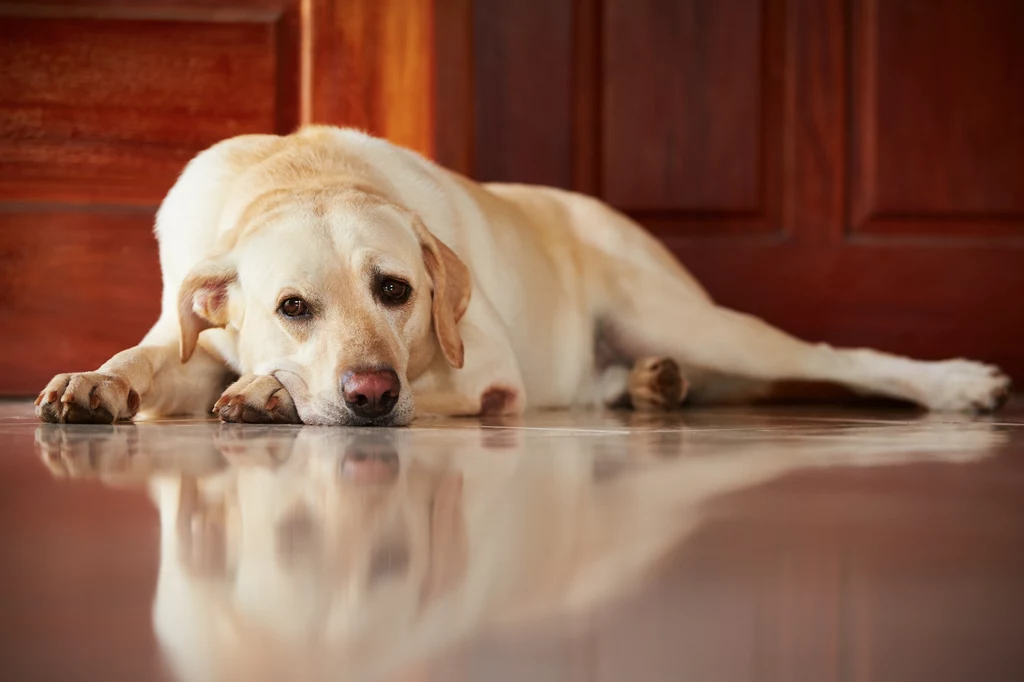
[627, 357, 688, 412]
[35, 373, 139, 424]
[215, 374, 300, 424]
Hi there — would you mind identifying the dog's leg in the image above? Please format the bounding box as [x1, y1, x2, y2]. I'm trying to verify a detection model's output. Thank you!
[36, 323, 230, 424]
[606, 289, 1011, 412]
[562, 194, 1010, 412]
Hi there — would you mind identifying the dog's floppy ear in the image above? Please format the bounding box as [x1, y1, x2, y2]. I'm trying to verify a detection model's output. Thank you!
[411, 218, 471, 369]
[178, 259, 237, 363]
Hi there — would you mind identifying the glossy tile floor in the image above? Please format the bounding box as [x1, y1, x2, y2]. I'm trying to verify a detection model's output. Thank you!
[1, 400, 1023, 682]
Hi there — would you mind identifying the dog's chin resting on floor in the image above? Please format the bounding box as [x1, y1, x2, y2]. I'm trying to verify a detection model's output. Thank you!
[35, 126, 1011, 426]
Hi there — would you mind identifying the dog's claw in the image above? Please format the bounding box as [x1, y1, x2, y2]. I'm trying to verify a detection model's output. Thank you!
[215, 374, 300, 425]
[35, 373, 137, 424]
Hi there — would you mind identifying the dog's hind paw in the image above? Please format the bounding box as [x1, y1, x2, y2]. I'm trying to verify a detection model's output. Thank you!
[918, 360, 1012, 413]
[627, 357, 688, 412]
[35, 372, 140, 424]
[215, 374, 301, 424]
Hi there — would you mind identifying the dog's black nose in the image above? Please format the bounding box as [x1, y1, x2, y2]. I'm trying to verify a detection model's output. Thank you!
[341, 369, 400, 419]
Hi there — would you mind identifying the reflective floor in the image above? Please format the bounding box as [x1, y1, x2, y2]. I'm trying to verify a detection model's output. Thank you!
[1, 400, 1023, 682]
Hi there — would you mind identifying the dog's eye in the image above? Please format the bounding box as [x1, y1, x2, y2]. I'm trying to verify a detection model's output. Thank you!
[378, 278, 411, 305]
[279, 297, 310, 318]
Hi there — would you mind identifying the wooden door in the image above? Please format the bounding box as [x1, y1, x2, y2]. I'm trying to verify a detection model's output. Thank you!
[435, 0, 1024, 381]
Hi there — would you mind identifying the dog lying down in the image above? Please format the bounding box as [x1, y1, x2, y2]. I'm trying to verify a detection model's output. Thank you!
[36, 126, 1011, 426]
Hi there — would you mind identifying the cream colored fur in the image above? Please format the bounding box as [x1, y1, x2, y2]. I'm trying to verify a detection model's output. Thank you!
[36, 126, 1011, 425]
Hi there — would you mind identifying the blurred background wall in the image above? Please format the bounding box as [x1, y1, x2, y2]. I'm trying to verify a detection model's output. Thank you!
[0, 0, 1021, 395]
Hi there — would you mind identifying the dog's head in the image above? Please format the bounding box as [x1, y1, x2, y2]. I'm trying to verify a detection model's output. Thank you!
[178, 187, 470, 425]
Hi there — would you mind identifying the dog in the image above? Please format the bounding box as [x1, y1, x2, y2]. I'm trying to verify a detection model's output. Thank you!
[35, 126, 1012, 426]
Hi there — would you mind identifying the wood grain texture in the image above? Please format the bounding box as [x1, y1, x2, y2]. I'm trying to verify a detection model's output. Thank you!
[786, 0, 845, 245]
[603, 0, 767, 213]
[471, 0, 574, 187]
[0, 209, 162, 396]
[570, 0, 600, 196]
[0, 11, 295, 206]
[307, 0, 434, 156]
[609, 0, 785, 238]
[850, 0, 1024, 237]
[434, 0, 474, 175]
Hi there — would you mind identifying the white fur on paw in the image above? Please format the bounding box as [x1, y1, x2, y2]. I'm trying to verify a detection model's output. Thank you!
[918, 359, 1012, 413]
[215, 374, 300, 424]
[35, 372, 140, 424]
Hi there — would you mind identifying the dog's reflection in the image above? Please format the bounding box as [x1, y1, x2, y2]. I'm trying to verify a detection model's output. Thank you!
[34, 418, 1008, 682]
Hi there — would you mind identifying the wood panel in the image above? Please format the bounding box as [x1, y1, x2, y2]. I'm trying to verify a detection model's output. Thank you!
[0, 5, 299, 206]
[434, 0, 475, 175]
[850, 0, 1024, 237]
[471, 0, 574, 187]
[0, 209, 162, 395]
[602, 0, 780, 227]
[466, 0, 786, 237]
[308, 0, 435, 158]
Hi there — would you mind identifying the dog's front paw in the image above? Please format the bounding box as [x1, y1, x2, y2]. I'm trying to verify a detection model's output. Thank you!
[919, 360, 1012, 413]
[627, 357, 688, 412]
[215, 374, 300, 424]
[35, 373, 140, 424]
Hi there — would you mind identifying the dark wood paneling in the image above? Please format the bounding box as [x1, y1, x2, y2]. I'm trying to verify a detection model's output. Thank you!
[434, 0, 475, 175]
[602, 0, 774, 217]
[601, 0, 787, 239]
[850, 0, 1024, 237]
[0, 11, 292, 206]
[786, 0, 846, 246]
[0, 209, 162, 396]
[472, 0, 574, 187]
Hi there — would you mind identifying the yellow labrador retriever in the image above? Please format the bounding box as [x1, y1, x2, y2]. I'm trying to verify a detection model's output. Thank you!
[36, 126, 1011, 425]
